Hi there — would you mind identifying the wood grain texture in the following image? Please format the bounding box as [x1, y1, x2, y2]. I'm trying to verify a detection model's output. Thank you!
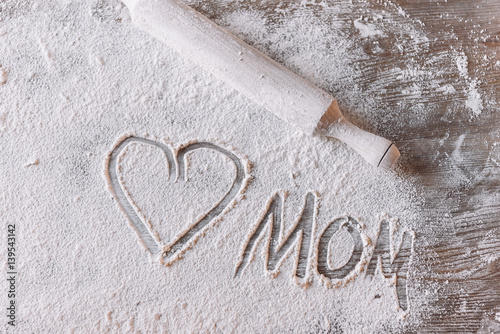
[394, 2, 500, 331]
[185, 0, 500, 332]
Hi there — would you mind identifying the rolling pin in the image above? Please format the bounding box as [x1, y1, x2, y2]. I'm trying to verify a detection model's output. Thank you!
[122, 0, 400, 169]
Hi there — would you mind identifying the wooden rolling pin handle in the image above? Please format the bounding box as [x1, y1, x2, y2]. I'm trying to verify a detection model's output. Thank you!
[315, 100, 400, 169]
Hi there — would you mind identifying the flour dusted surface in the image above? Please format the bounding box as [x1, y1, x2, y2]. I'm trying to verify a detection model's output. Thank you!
[3, 0, 493, 332]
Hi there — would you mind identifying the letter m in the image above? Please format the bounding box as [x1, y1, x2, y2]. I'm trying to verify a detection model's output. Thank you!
[365, 220, 415, 311]
[234, 192, 317, 280]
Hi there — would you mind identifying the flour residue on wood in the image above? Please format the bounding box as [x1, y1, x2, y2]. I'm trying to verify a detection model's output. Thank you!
[206, 0, 496, 125]
[0, 0, 498, 332]
[0, 67, 7, 85]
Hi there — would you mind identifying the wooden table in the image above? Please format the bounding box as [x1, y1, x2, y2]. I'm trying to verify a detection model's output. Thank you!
[185, 0, 500, 332]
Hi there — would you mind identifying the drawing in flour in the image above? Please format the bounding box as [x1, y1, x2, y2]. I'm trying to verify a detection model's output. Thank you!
[316, 216, 364, 280]
[234, 192, 317, 280]
[105, 135, 414, 311]
[105, 136, 250, 264]
[235, 192, 414, 311]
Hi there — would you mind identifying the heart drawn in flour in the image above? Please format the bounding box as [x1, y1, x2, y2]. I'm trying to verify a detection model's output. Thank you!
[106, 136, 249, 265]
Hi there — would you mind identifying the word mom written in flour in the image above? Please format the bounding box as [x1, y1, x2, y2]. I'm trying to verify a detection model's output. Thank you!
[106, 136, 414, 312]
[234, 192, 414, 311]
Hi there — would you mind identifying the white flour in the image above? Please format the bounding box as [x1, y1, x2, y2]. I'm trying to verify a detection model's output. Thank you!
[0, 0, 494, 332]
